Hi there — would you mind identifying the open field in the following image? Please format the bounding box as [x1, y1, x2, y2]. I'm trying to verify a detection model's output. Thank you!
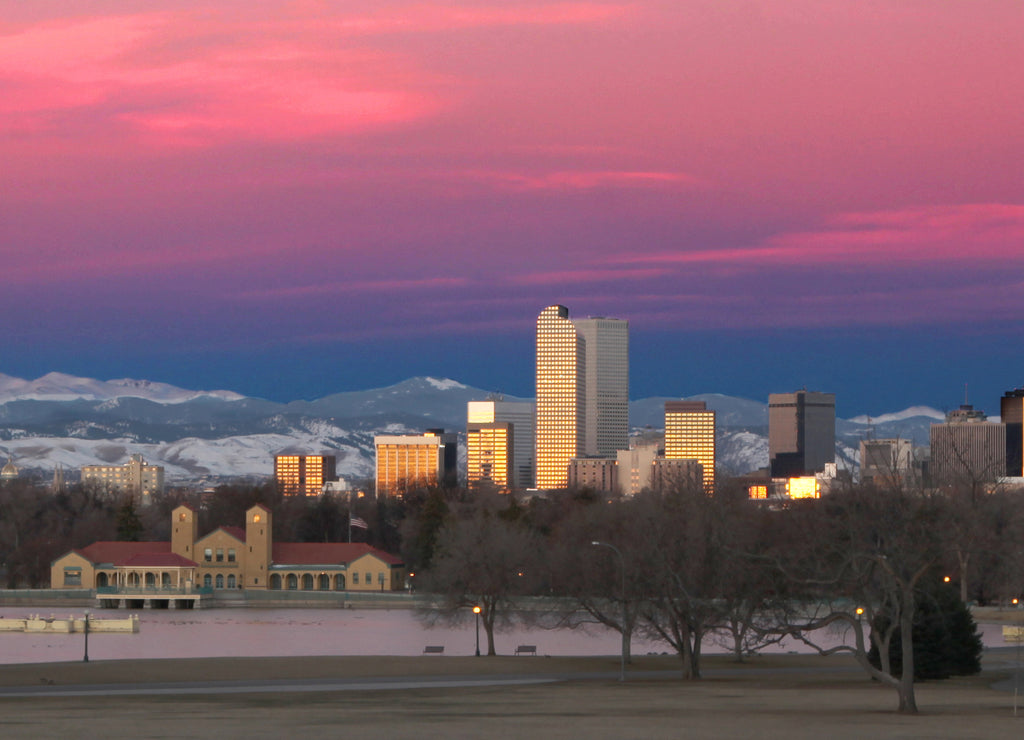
[0, 653, 1022, 739]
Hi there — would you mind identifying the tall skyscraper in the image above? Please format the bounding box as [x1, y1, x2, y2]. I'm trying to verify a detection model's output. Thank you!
[467, 400, 535, 489]
[1001, 388, 1024, 477]
[768, 391, 836, 478]
[930, 405, 1006, 486]
[572, 317, 630, 456]
[664, 400, 716, 492]
[534, 305, 629, 489]
[535, 305, 585, 489]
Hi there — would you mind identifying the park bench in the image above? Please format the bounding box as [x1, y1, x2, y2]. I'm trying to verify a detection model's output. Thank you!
[423, 645, 445, 654]
[514, 645, 537, 656]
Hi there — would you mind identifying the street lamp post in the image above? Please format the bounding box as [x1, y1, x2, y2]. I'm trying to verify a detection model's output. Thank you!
[473, 605, 482, 657]
[591, 540, 626, 682]
[83, 609, 90, 663]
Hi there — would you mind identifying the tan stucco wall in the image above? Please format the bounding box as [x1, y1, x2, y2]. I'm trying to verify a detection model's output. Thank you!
[50, 552, 95, 589]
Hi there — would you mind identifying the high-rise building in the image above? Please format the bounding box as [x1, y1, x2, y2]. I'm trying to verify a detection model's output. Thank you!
[274, 454, 337, 496]
[572, 317, 629, 456]
[467, 422, 513, 490]
[534, 305, 629, 490]
[535, 305, 586, 489]
[664, 400, 716, 492]
[374, 430, 458, 497]
[1001, 388, 1024, 477]
[467, 400, 535, 489]
[859, 438, 914, 488]
[768, 391, 836, 478]
[81, 454, 164, 502]
[929, 405, 1006, 487]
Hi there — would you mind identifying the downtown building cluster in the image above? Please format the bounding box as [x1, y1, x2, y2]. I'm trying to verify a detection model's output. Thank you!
[262, 308, 1024, 501]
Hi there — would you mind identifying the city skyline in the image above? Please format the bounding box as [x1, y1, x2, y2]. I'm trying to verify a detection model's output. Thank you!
[2, 2, 1023, 417]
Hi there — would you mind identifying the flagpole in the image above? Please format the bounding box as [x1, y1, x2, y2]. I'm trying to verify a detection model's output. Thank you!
[348, 491, 352, 543]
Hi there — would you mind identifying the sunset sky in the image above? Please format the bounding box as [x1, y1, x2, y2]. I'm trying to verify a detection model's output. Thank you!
[2, 1, 1022, 415]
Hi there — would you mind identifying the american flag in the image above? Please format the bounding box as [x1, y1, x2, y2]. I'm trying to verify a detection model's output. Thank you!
[349, 515, 369, 530]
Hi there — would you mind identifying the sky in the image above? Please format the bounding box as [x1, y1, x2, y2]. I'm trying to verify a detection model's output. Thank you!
[2, 1, 1023, 417]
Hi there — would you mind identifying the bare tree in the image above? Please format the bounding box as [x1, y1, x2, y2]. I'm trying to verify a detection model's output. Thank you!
[421, 495, 541, 655]
[773, 487, 953, 713]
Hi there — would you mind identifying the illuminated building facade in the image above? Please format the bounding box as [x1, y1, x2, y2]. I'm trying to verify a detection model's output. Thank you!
[664, 401, 717, 492]
[785, 477, 821, 499]
[374, 430, 458, 497]
[467, 400, 535, 489]
[768, 391, 836, 477]
[572, 317, 629, 456]
[1002, 388, 1024, 477]
[81, 454, 164, 502]
[273, 454, 337, 496]
[535, 305, 586, 489]
[467, 422, 513, 490]
[929, 405, 1006, 486]
[534, 305, 629, 490]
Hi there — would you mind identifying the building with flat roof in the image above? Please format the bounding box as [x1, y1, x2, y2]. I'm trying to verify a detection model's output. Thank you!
[572, 316, 629, 456]
[274, 454, 337, 496]
[860, 438, 914, 488]
[1001, 388, 1024, 477]
[664, 401, 716, 492]
[568, 456, 618, 493]
[930, 405, 1006, 488]
[468, 399, 535, 489]
[374, 430, 458, 497]
[616, 440, 661, 496]
[81, 454, 164, 503]
[769, 391, 835, 477]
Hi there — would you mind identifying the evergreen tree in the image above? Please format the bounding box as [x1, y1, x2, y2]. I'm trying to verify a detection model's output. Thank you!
[116, 498, 144, 542]
[869, 574, 982, 680]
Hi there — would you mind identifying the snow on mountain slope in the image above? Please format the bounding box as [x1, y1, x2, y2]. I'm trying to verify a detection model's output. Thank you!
[848, 406, 944, 424]
[0, 372, 244, 404]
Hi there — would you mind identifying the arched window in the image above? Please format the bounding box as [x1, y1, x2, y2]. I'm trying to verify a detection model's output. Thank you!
[270, 574, 282, 590]
[162, 573, 171, 588]
[301, 573, 314, 590]
[128, 572, 140, 587]
[145, 572, 156, 588]
[334, 574, 345, 591]
[97, 572, 109, 588]
[227, 574, 236, 589]
[318, 574, 330, 591]
[286, 573, 298, 590]
[203, 574, 212, 588]
[215, 574, 224, 589]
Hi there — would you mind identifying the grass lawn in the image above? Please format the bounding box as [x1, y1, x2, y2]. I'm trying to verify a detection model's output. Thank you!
[0, 653, 1021, 739]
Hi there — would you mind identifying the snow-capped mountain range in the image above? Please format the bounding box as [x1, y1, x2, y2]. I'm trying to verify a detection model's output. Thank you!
[0, 372, 946, 484]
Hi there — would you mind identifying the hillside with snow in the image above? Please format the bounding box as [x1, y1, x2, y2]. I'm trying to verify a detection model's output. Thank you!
[0, 371, 947, 482]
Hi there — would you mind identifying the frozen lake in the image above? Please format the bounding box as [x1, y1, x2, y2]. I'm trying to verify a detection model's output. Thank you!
[0, 607, 1012, 665]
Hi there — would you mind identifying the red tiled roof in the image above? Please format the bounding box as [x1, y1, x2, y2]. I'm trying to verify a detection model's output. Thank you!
[78, 541, 171, 566]
[271, 542, 403, 567]
[119, 552, 198, 568]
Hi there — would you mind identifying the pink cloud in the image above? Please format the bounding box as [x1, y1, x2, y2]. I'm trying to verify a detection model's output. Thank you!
[512, 267, 670, 285]
[465, 169, 699, 192]
[609, 204, 1024, 268]
[235, 277, 469, 300]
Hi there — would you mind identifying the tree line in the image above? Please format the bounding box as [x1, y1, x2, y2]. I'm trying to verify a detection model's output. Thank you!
[2, 472, 1021, 713]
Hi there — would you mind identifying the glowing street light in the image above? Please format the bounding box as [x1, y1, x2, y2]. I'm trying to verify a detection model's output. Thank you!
[473, 605, 482, 657]
[591, 540, 626, 682]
